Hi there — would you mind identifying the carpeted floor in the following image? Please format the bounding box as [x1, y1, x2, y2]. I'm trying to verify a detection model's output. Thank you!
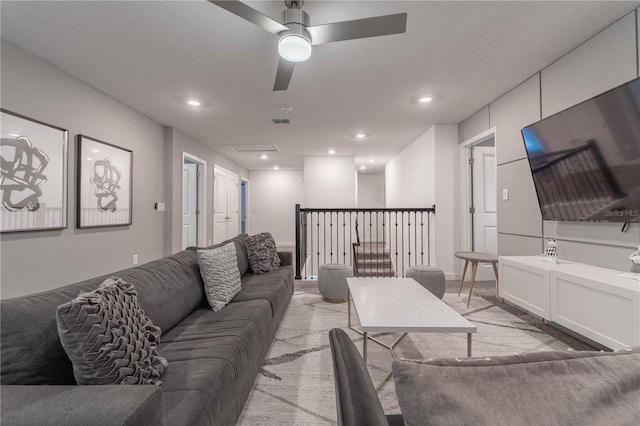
[237, 280, 597, 425]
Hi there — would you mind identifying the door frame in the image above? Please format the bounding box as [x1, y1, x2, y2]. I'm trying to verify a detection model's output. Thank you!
[459, 127, 496, 253]
[240, 177, 250, 235]
[182, 152, 207, 248]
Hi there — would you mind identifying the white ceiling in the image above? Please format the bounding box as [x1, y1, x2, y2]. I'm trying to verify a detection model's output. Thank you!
[2, 1, 638, 173]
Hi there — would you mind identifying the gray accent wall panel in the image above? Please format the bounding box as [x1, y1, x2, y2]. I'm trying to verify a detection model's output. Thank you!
[496, 159, 542, 237]
[491, 74, 541, 165]
[458, 106, 490, 142]
[551, 239, 638, 271]
[544, 221, 639, 248]
[541, 12, 637, 118]
[497, 233, 542, 256]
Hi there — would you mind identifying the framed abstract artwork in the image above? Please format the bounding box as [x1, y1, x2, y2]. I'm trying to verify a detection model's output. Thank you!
[77, 135, 132, 228]
[1, 109, 68, 233]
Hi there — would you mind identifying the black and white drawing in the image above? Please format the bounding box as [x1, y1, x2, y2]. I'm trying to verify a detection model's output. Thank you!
[77, 135, 132, 228]
[1, 110, 68, 233]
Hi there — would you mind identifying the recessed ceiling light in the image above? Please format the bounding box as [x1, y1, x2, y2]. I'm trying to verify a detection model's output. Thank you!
[355, 133, 367, 139]
[368, 159, 374, 163]
[359, 166, 366, 170]
[328, 149, 336, 154]
[187, 99, 201, 107]
[418, 96, 433, 104]
[273, 166, 280, 170]
[8, 133, 20, 137]
[92, 149, 100, 153]
[260, 154, 269, 160]
[86, 157, 92, 161]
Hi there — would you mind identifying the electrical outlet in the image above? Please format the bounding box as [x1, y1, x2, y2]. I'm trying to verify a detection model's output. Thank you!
[502, 188, 509, 201]
[208, 239, 212, 245]
[133, 254, 138, 265]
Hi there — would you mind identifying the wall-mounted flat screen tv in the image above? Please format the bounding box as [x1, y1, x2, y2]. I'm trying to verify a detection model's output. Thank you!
[521, 77, 640, 222]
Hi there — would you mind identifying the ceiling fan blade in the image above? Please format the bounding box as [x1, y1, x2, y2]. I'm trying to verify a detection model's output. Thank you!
[208, 0, 288, 35]
[273, 59, 296, 91]
[307, 13, 407, 45]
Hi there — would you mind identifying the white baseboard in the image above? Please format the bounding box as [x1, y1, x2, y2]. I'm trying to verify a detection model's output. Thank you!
[445, 272, 460, 281]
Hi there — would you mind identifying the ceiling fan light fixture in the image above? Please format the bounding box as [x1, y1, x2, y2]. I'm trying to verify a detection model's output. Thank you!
[278, 33, 312, 62]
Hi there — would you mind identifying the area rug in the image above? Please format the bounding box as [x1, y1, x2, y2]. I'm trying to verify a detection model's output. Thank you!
[237, 280, 596, 425]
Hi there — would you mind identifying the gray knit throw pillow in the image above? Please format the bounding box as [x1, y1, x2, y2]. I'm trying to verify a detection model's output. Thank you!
[197, 242, 242, 311]
[56, 277, 168, 385]
[247, 232, 281, 274]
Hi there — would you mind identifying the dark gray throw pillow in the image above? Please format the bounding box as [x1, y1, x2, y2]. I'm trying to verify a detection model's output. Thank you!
[56, 277, 168, 385]
[246, 232, 281, 274]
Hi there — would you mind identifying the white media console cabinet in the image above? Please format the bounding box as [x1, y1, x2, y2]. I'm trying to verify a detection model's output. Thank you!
[499, 256, 639, 350]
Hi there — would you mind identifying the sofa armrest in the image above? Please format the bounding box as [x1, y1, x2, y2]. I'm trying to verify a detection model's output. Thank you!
[278, 251, 292, 266]
[1, 385, 164, 426]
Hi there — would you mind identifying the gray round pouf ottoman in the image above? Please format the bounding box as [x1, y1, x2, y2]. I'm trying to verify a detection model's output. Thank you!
[406, 265, 446, 299]
[318, 264, 353, 303]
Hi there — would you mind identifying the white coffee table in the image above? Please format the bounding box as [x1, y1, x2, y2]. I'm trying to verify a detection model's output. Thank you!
[347, 277, 477, 387]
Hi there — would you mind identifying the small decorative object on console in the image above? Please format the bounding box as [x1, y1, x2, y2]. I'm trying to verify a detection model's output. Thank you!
[539, 239, 558, 263]
[630, 246, 640, 274]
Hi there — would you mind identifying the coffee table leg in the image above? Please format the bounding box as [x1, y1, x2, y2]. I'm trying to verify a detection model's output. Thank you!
[458, 260, 469, 296]
[466, 261, 478, 308]
[363, 332, 368, 363]
[467, 333, 472, 357]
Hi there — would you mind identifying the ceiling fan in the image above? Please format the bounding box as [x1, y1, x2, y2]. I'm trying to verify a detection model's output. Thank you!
[209, 0, 407, 91]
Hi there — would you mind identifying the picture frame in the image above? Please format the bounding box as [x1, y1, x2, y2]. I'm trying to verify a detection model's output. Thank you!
[77, 135, 133, 228]
[1, 109, 68, 233]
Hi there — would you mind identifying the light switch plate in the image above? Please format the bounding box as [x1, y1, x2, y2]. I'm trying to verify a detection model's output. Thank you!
[502, 188, 509, 201]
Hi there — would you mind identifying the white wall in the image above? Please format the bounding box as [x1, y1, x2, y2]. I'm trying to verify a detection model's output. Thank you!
[165, 128, 247, 254]
[0, 42, 251, 298]
[249, 169, 304, 245]
[1, 41, 166, 298]
[385, 125, 459, 278]
[385, 126, 436, 208]
[458, 9, 640, 270]
[433, 125, 460, 276]
[357, 173, 385, 208]
[304, 156, 356, 208]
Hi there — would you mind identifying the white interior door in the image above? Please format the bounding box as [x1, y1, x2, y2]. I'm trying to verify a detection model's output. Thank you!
[472, 146, 497, 280]
[213, 168, 228, 244]
[227, 174, 239, 236]
[213, 167, 239, 243]
[182, 162, 198, 249]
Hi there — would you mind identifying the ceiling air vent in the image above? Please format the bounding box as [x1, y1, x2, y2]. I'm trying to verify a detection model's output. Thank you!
[226, 143, 280, 153]
[272, 118, 291, 124]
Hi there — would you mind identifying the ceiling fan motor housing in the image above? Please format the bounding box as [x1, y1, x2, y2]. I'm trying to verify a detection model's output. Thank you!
[281, 7, 310, 39]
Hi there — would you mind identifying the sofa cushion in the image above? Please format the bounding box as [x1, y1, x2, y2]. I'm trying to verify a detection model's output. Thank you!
[234, 266, 294, 317]
[197, 243, 242, 311]
[1, 250, 202, 385]
[187, 234, 250, 276]
[158, 300, 273, 425]
[0, 385, 164, 426]
[246, 232, 281, 274]
[393, 347, 640, 426]
[56, 277, 168, 385]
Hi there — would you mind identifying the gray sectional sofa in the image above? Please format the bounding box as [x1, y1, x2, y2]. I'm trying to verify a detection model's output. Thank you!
[1, 234, 293, 425]
[329, 328, 640, 426]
